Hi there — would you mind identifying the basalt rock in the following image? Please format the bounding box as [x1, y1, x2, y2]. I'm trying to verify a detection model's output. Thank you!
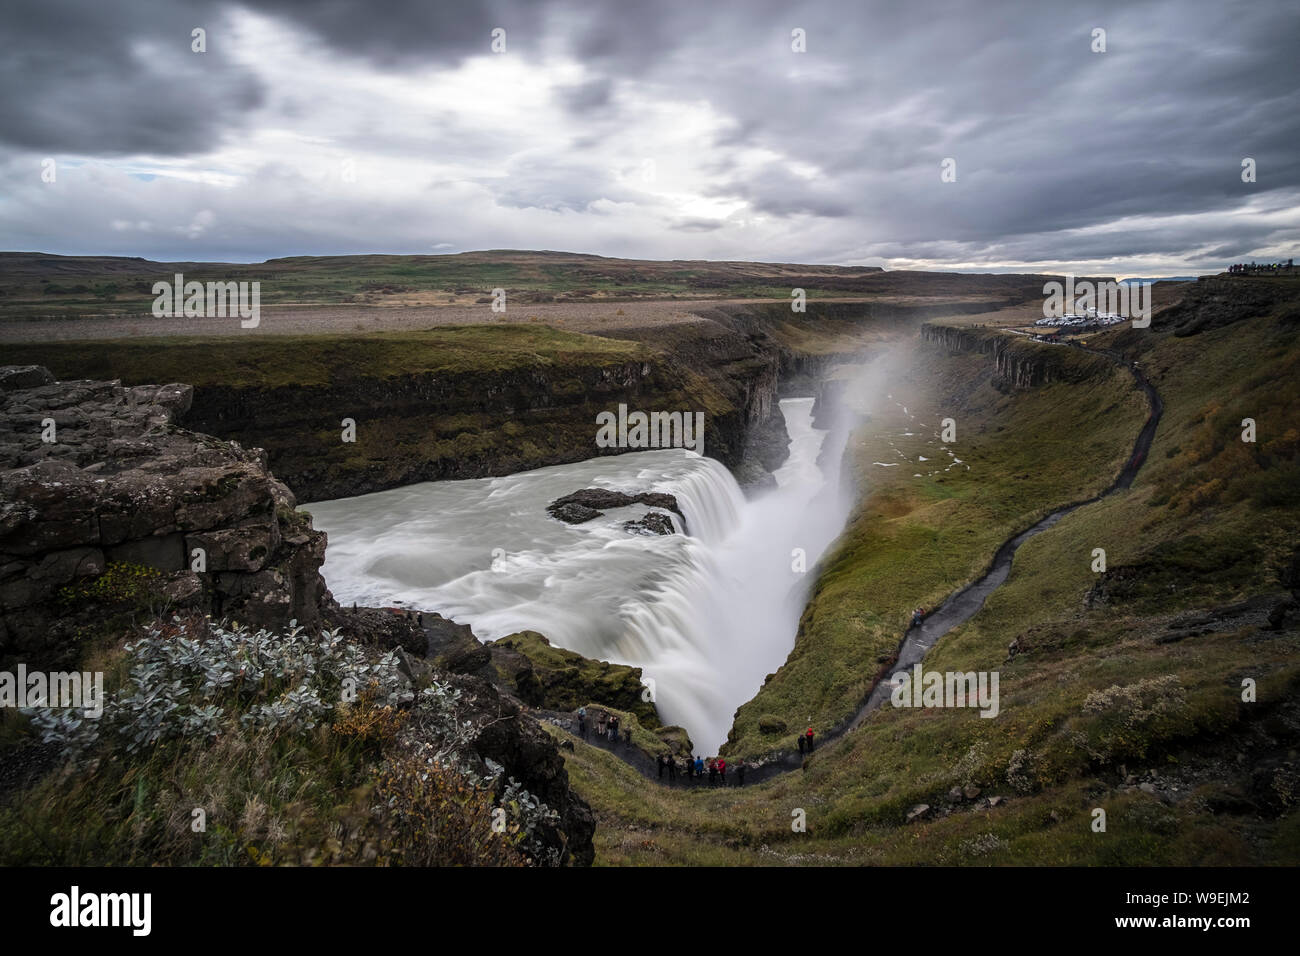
[547, 488, 688, 533]
[327, 604, 426, 655]
[422, 612, 497, 676]
[549, 502, 602, 525]
[920, 324, 1112, 389]
[622, 512, 675, 536]
[0, 366, 334, 670]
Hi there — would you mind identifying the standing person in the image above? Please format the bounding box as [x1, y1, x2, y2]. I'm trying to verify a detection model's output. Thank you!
[694, 755, 704, 779]
[717, 757, 727, 786]
[667, 755, 677, 784]
[623, 725, 632, 747]
[608, 714, 619, 742]
[707, 759, 718, 787]
[595, 712, 606, 739]
[806, 727, 815, 752]
[577, 707, 587, 740]
[736, 762, 746, 787]
[797, 733, 806, 756]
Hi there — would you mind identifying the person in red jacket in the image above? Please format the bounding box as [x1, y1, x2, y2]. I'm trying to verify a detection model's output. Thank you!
[717, 758, 727, 785]
[805, 727, 815, 752]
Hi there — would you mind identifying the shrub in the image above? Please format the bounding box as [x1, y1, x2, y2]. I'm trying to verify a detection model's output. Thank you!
[23, 618, 412, 757]
[1070, 675, 1192, 764]
[371, 749, 526, 866]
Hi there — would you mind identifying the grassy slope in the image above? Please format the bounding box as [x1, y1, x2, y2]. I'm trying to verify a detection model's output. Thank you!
[555, 302, 1300, 866]
[0, 324, 647, 388]
[725, 344, 1149, 758]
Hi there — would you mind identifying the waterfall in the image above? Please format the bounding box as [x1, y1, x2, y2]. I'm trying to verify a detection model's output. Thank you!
[308, 394, 858, 753]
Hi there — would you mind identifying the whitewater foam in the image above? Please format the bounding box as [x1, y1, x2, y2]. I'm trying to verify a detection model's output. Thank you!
[307, 397, 850, 752]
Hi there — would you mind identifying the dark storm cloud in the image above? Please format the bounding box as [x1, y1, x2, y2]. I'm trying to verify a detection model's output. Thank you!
[250, 0, 549, 63]
[1, 0, 1297, 268]
[0, 0, 263, 155]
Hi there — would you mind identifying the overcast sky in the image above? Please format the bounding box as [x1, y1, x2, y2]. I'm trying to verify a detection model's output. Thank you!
[1, 0, 1297, 275]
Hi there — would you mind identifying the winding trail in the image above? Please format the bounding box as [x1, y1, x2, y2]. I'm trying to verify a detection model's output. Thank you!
[456, 337, 1165, 788]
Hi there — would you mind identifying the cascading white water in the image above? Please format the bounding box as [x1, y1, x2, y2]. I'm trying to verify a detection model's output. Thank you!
[307, 394, 857, 753]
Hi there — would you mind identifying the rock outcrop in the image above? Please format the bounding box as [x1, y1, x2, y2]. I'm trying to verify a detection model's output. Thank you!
[424, 621, 663, 731]
[0, 366, 333, 670]
[546, 488, 687, 532]
[486, 630, 662, 729]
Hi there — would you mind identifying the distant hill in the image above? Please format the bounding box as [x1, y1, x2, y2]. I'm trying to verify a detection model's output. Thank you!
[0, 250, 1065, 318]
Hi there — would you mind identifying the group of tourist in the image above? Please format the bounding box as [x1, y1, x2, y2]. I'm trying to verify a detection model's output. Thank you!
[574, 705, 823, 786]
[657, 753, 746, 786]
[1228, 259, 1294, 274]
[576, 706, 633, 746]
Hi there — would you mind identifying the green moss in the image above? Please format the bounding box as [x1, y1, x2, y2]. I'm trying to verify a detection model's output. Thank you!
[56, 562, 164, 609]
[491, 631, 661, 728]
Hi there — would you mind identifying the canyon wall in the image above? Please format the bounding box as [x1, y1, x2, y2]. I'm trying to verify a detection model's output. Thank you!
[177, 322, 784, 503]
[920, 324, 1113, 388]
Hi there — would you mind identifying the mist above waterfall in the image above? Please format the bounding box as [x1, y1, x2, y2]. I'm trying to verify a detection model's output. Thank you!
[308, 350, 902, 752]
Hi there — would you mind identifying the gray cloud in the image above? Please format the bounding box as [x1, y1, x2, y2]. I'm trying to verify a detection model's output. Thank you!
[0, 0, 1296, 272]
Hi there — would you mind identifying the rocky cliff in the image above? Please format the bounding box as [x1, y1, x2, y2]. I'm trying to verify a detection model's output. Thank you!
[0, 365, 332, 670]
[166, 329, 786, 503]
[920, 324, 1112, 388]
